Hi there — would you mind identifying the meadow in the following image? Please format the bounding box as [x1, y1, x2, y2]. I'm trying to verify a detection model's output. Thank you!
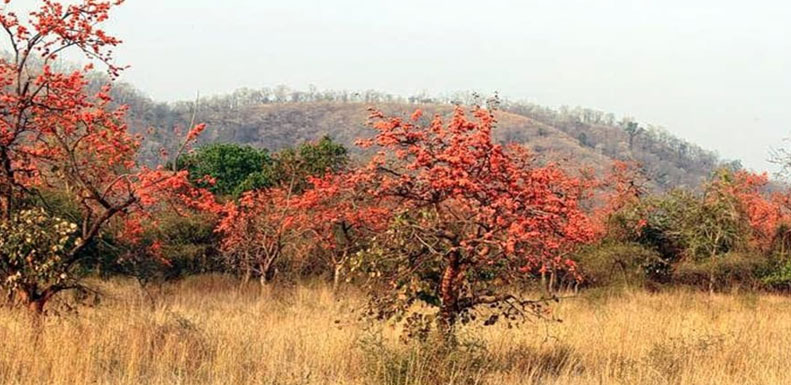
[1, 276, 789, 385]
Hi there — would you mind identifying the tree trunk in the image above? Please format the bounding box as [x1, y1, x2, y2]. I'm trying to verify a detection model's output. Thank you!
[332, 263, 342, 293]
[1, 147, 13, 220]
[16, 288, 50, 316]
[241, 264, 252, 286]
[260, 259, 277, 285]
[28, 298, 46, 315]
[438, 251, 461, 339]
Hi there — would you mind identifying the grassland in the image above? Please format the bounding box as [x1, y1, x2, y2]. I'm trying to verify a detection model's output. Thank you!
[1, 276, 789, 385]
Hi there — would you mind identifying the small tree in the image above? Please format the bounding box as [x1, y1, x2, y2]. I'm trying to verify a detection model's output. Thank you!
[0, 208, 80, 313]
[212, 137, 349, 284]
[349, 106, 597, 337]
[0, 0, 214, 313]
[300, 173, 389, 292]
[177, 143, 273, 196]
[215, 184, 307, 285]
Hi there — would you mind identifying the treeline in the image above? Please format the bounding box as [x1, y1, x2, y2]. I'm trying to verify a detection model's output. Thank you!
[97, 141, 791, 295]
[102, 82, 726, 192]
[581, 163, 791, 292]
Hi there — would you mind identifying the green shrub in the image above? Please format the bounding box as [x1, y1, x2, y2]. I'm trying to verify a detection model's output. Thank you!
[575, 242, 662, 288]
[760, 258, 791, 291]
[672, 253, 768, 291]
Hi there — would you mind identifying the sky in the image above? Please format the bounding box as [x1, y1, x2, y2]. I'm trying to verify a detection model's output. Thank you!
[10, 0, 791, 172]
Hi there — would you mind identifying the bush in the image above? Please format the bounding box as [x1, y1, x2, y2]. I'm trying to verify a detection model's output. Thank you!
[671, 253, 768, 291]
[760, 257, 791, 291]
[575, 242, 662, 288]
[358, 327, 490, 385]
[112, 212, 222, 286]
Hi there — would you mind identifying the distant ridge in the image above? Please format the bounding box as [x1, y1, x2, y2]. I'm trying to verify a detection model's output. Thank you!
[104, 83, 726, 191]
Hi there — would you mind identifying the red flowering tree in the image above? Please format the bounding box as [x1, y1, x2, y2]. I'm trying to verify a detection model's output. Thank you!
[709, 170, 791, 253]
[215, 184, 308, 285]
[603, 161, 647, 214]
[350, 106, 597, 335]
[299, 173, 389, 292]
[0, 0, 214, 313]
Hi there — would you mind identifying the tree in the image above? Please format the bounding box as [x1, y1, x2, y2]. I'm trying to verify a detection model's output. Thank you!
[622, 121, 642, 151]
[599, 161, 648, 237]
[607, 168, 786, 290]
[215, 184, 307, 285]
[0, 0, 214, 313]
[299, 173, 389, 292]
[211, 137, 349, 284]
[267, 136, 348, 192]
[177, 143, 273, 196]
[349, 106, 597, 337]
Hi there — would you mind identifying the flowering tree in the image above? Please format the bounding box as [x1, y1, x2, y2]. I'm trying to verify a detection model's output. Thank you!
[215, 185, 307, 285]
[299, 173, 389, 292]
[212, 138, 351, 285]
[603, 161, 647, 215]
[0, 0, 214, 313]
[351, 106, 597, 335]
[720, 170, 790, 252]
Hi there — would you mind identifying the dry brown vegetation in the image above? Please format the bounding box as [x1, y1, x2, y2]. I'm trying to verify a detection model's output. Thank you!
[1, 275, 789, 385]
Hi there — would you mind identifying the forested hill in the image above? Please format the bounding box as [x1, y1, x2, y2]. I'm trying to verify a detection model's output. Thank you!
[108, 84, 727, 191]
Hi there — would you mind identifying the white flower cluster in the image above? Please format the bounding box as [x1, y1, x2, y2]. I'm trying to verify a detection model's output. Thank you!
[0, 208, 80, 289]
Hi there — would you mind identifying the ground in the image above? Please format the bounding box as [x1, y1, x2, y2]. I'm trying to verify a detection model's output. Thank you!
[1, 276, 789, 385]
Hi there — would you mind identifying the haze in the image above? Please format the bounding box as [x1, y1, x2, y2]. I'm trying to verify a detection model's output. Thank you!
[20, 0, 791, 172]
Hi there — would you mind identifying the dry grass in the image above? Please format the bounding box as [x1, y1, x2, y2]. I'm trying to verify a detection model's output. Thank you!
[1, 276, 790, 385]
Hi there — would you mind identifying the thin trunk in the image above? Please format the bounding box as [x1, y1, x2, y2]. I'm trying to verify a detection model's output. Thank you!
[332, 250, 348, 294]
[438, 251, 461, 339]
[1, 147, 13, 220]
[540, 270, 546, 291]
[241, 264, 252, 285]
[28, 298, 45, 315]
[261, 258, 277, 285]
[332, 263, 342, 293]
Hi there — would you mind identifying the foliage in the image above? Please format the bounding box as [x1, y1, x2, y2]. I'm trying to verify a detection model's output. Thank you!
[0, 0, 216, 313]
[266, 136, 349, 192]
[603, 167, 790, 289]
[177, 143, 273, 196]
[672, 253, 767, 291]
[761, 259, 791, 291]
[349, 105, 597, 335]
[177, 137, 348, 199]
[297, 173, 389, 290]
[0, 208, 80, 312]
[575, 242, 661, 288]
[117, 211, 221, 286]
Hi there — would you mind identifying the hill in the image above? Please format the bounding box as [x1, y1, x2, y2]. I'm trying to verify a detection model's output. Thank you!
[108, 84, 725, 191]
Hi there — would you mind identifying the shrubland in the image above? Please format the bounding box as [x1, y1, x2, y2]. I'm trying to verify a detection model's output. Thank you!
[3, 1, 791, 384]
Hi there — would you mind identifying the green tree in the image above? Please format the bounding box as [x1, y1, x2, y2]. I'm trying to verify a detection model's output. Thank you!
[0, 209, 81, 313]
[267, 136, 349, 192]
[608, 169, 754, 289]
[178, 143, 274, 196]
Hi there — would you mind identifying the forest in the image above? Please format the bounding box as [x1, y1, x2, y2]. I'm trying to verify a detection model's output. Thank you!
[2, 1, 791, 385]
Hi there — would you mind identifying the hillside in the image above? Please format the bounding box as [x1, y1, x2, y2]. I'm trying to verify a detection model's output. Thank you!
[109, 84, 723, 191]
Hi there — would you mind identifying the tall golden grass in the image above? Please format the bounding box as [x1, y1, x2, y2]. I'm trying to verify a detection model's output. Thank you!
[0, 275, 789, 385]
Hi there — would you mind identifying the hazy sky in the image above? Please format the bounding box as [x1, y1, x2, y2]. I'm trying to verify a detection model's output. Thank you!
[14, 1, 791, 172]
